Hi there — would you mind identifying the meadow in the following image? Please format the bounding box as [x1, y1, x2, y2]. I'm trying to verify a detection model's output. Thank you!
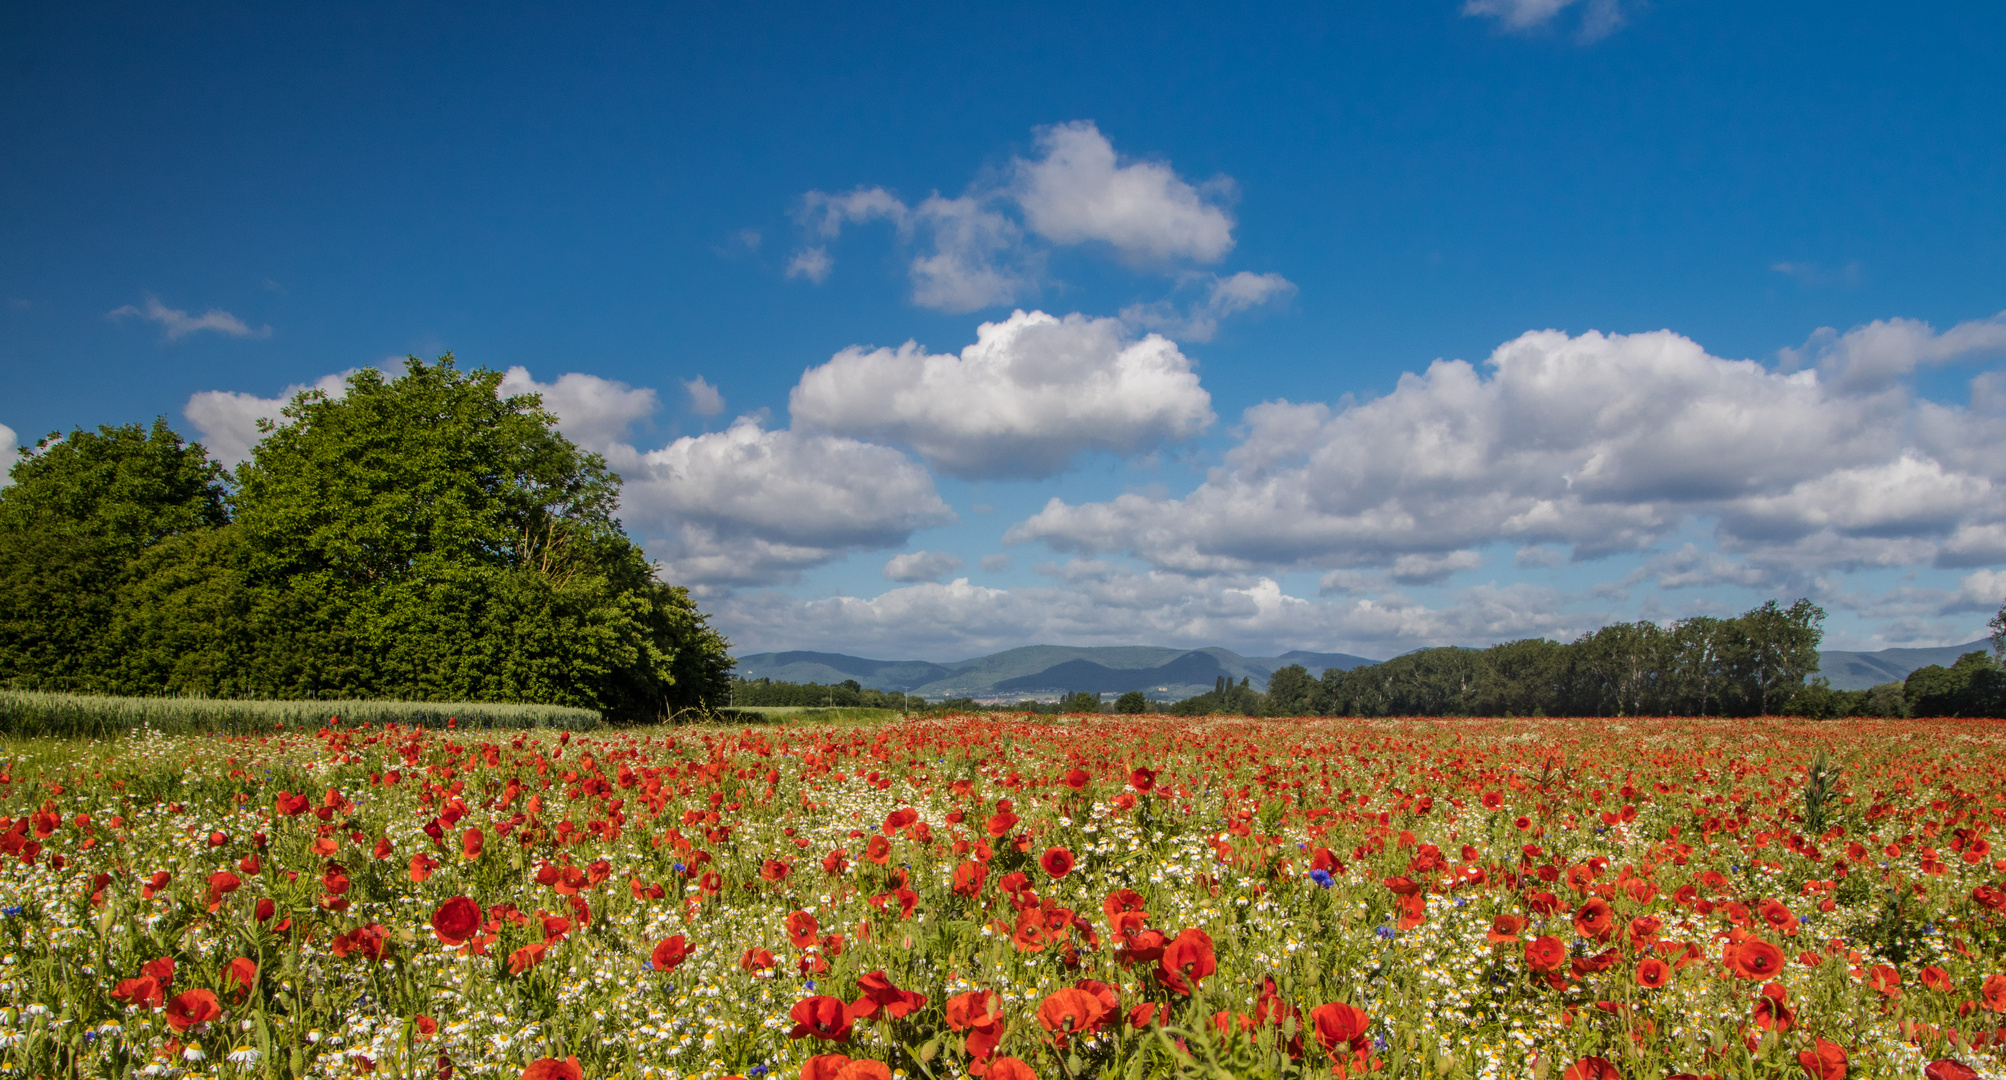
[0, 713, 2000, 1080]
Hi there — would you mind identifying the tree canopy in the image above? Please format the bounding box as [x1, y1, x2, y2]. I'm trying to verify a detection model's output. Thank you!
[0, 357, 732, 720]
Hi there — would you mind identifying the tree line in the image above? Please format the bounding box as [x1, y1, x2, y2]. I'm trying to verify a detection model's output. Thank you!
[1171, 599, 2005, 719]
[0, 358, 733, 722]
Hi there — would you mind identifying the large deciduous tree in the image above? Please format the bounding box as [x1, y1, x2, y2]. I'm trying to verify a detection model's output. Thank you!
[0, 357, 733, 720]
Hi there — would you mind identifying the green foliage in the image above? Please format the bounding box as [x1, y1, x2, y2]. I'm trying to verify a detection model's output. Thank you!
[0, 359, 733, 722]
[1903, 650, 2006, 717]
[0, 420, 228, 690]
[1059, 689, 1105, 714]
[0, 689, 599, 736]
[1184, 598, 1837, 718]
[1114, 690, 1149, 714]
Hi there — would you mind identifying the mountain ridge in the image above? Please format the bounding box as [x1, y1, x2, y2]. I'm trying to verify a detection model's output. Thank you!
[733, 640, 1994, 699]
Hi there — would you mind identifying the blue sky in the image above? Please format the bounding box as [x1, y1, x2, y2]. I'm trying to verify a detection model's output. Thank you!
[4, 0, 2004, 660]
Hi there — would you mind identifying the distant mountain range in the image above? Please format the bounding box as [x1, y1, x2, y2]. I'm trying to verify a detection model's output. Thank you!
[733, 645, 1375, 701]
[733, 639, 1995, 701]
[1813, 640, 1991, 690]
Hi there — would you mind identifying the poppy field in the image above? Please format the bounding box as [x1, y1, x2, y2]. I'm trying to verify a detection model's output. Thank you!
[0, 715, 2003, 1080]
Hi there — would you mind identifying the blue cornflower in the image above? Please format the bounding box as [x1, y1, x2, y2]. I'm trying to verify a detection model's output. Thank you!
[1309, 869, 1334, 888]
[750, 1068, 769, 1078]
[1, 906, 21, 917]
[1375, 925, 1396, 940]
[673, 863, 686, 874]
[806, 979, 816, 991]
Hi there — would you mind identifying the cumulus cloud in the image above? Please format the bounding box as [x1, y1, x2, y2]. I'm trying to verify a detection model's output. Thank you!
[788, 122, 1262, 317]
[1011, 121, 1236, 263]
[785, 247, 833, 283]
[683, 376, 725, 417]
[108, 295, 271, 341]
[789, 309, 1214, 479]
[1006, 321, 2006, 584]
[0, 423, 18, 487]
[1780, 311, 2006, 395]
[184, 372, 353, 466]
[611, 416, 955, 587]
[883, 550, 965, 583]
[1462, 0, 1626, 41]
[711, 561, 1592, 659]
[1121, 271, 1297, 342]
[497, 367, 659, 453]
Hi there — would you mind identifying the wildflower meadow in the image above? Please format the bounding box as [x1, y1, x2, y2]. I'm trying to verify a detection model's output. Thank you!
[0, 714, 2002, 1080]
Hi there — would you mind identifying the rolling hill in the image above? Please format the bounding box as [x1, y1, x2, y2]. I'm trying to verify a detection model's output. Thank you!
[732, 639, 1994, 700]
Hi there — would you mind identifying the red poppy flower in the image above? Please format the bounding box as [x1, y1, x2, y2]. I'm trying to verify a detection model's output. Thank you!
[1796, 1038, 1847, 1080]
[1572, 898, 1614, 941]
[462, 827, 485, 859]
[789, 995, 855, 1042]
[1309, 1001, 1370, 1059]
[801, 1054, 854, 1080]
[1486, 914, 1525, 942]
[1635, 958, 1669, 988]
[431, 897, 482, 946]
[945, 990, 1003, 1032]
[227, 957, 257, 997]
[1036, 987, 1109, 1045]
[1926, 1060, 1980, 1080]
[985, 1059, 1037, 1080]
[1039, 847, 1075, 878]
[863, 835, 892, 864]
[953, 861, 988, 897]
[831, 1061, 891, 1080]
[520, 1057, 583, 1080]
[1982, 973, 2006, 1013]
[164, 989, 222, 1033]
[760, 859, 792, 883]
[111, 975, 163, 1009]
[1921, 965, 1953, 993]
[1728, 938, 1785, 980]
[852, 970, 928, 1021]
[789, 910, 820, 949]
[1866, 964, 1902, 997]
[1158, 928, 1216, 995]
[1561, 1058, 1621, 1080]
[651, 935, 690, 973]
[507, 941, 549, 975]
[1524, 935, 1566, 972]
[1064, 768, 1089, 790]
[205, 871, 241, 910]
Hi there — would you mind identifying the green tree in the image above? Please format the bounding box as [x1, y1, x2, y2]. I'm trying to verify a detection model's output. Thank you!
[1059, 690, 1103, 714]
[1114, 690, 1148, 714]
[1263, 664, 1314, 716]
[1735, 599, 1826, 715]
[0, 420, 228, 689]
[1905, 652, 2006, 718]
[230, 356, 732, 718]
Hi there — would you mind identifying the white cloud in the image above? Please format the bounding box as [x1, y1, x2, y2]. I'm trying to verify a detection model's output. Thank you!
[1120, 271, 1298, 342]
[712, 562, 1592, 659]
[789, 309, 1214, 479]
[1463, 0, 1625, 41]
[980, 553, 1013, 573]
[1010, 121, 1236, 264]
[785, 247, 833, 283]
[1780, 311, 2006, 395]
[497, 367, 659, 453]
[1953, 569, 2006, 614]
[789, 123, 1268, 318]
[683, 376, 725, 417]
[0, 423, 18, 487]
[1006, 321, 2006, 583]
[108, 295, 271, 341]
[883, 550, 965, 583]
[184, 372, 353, 466]
[611, 416, 955, 587]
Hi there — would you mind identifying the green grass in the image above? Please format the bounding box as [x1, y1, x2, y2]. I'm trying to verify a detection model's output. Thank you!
[0, 688, 601, 737]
